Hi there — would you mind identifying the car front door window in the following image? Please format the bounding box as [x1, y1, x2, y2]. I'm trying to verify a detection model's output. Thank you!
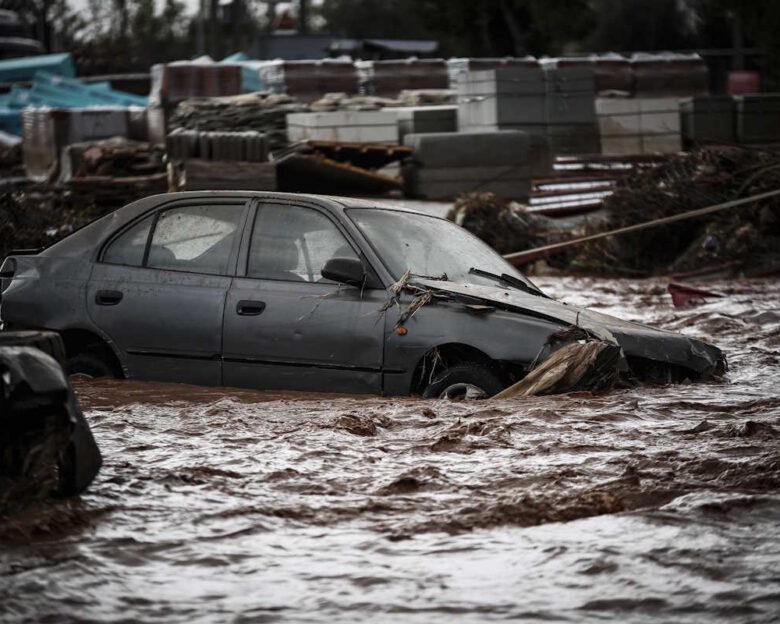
[247, 204, 359, 282]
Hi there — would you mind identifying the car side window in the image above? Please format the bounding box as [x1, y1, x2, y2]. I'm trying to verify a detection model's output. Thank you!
[148, 204, 245, 275]
[248, 204, 359, 282]
[102, 215, 153, 267]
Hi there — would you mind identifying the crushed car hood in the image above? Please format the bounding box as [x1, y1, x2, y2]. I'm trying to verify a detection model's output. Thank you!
[414, 279, 726, 377]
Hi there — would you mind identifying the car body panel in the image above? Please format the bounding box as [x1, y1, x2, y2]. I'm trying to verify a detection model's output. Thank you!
[87, 263, 230, 385]
[223, 277, 387, 393]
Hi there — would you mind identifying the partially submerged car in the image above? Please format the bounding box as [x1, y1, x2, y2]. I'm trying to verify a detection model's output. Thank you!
[0, 192, 725, 397]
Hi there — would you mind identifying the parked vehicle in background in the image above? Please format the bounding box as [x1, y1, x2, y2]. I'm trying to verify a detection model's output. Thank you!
[0, 192, 725, 397]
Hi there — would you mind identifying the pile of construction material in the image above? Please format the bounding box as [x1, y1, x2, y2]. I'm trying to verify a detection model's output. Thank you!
[575, 145, 780, 276]
[148, 61, 245, 144]
[21, 107, 150, 182]
[169, 92, 306, 152]
[358, 59, 449, 98]
[166, 128, 274, 191]
[0, 53, 148, 139]
[166, 129, 269, 162]
[389, 105, 458, 142]
[596, 97, 681, 155]
[458, 64, 600, 156]
[310, 92, 402, 111]
[448, 57, 539, 88]
[402, 130, 549, 200]
[60, 137, 165, 181]
[287, 110, 399, 144]
[259, 59, 360, 103]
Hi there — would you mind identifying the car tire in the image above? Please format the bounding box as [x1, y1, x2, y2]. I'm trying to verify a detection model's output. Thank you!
[67, 352, 115, 379]
[422, 362, 505, 399]
[0, 330, 67, 367]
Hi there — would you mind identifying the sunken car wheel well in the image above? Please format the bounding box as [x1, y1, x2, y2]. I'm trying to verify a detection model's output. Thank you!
[411, 343, 509, 395]
[58, 329, 123, 378]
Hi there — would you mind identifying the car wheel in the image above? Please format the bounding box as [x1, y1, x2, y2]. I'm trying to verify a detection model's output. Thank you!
[67, 352, 115, 380]
[422, 363, 505, 399]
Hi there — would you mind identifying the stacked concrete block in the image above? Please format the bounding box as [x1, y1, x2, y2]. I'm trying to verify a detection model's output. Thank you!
[548, 55, 633, 96]
[402, 131, 535, 200]
[457, 67, 600, 155]
[286, 111, 399, 144]
[22, 107, 130, 180]
[638, 98, 682, 153]
[595, 98, 642, 155]
[259, 59, 359, 103]
[447, 57, 540, 88]
[734, 95, 780, 143]
[680, 96, 735, 145]
[543, 67, 600, 154]
[631, 53, 709, 98]
[166, 128, 269, 162]
[362, 59, 449, 98]
[596, 98, 681, 155]
[385, 105, 458, 142]
[457, 67, 547, 133]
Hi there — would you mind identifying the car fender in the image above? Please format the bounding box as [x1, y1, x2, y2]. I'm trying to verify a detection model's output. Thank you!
[382, 298, 566, 395]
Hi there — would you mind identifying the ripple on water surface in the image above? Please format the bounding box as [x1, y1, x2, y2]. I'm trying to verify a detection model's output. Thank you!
[1, 278, 779, 623]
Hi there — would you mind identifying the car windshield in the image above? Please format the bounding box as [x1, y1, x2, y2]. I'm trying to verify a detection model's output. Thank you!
[348, 208, 540, 291]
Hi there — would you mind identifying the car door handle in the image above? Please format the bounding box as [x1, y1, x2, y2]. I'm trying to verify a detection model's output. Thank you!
[236, 300, 266, 316]
[95, 290, 123, 306]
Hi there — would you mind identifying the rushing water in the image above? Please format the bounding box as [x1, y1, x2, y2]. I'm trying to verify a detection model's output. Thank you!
[2, 278, 779, 623]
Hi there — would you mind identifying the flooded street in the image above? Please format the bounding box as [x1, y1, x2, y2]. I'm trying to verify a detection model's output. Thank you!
[2, 277, 779, 623]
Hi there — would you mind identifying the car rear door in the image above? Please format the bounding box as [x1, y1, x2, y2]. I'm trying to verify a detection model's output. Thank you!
[87, 198, 250, 385]
[222, 199, 387, 393]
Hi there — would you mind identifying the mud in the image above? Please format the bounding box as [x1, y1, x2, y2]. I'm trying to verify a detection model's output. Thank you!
[1, 278, 779, 622]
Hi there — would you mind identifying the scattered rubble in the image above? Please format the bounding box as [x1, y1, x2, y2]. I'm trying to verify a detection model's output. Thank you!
[447, 192, 568, 258]
[0, 173, 166, 259]
[494, 340, 623, 398]
[60, 137, 165, 180]
[168, 92, 308, 152]
[575, 146, 780, 276]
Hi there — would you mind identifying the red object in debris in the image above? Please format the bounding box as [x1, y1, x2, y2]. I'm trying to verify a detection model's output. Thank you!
[727, 71, 760, 95]
[668, 282, 724, 308]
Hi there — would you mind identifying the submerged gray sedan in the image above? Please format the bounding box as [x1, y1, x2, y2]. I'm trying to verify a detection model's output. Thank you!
[0, 192, 725, 397]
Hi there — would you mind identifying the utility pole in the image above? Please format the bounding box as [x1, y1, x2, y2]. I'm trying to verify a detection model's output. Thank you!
[197, 0, 206, 56]
[298, 0, 308, 34]
[209, 0, 219, 59]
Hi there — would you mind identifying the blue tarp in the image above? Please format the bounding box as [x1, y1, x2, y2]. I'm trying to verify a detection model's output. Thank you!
[222, 52, 249, 63]
[0, 53, 75, 83]
[33, 72, 148, 107]
[0, 69, 148, 136]
[220, 52, 264, 93]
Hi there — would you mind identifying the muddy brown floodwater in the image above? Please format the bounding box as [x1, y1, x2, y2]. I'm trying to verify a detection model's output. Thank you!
[2, 277, 779, 623]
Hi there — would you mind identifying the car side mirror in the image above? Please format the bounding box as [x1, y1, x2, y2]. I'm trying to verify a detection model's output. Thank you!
[322, 257, 369, 287]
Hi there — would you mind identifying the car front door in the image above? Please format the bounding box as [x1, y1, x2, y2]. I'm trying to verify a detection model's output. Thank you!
[87, 199, 249, 385]
[222, 200, 387, 393]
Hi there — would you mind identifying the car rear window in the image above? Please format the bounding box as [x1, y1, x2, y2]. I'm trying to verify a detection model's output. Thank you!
[148, 205, 245, 275]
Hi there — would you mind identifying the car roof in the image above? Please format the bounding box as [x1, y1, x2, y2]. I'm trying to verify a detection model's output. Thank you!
[38, 191, 436, 258]
[151, 191, 430, 214]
